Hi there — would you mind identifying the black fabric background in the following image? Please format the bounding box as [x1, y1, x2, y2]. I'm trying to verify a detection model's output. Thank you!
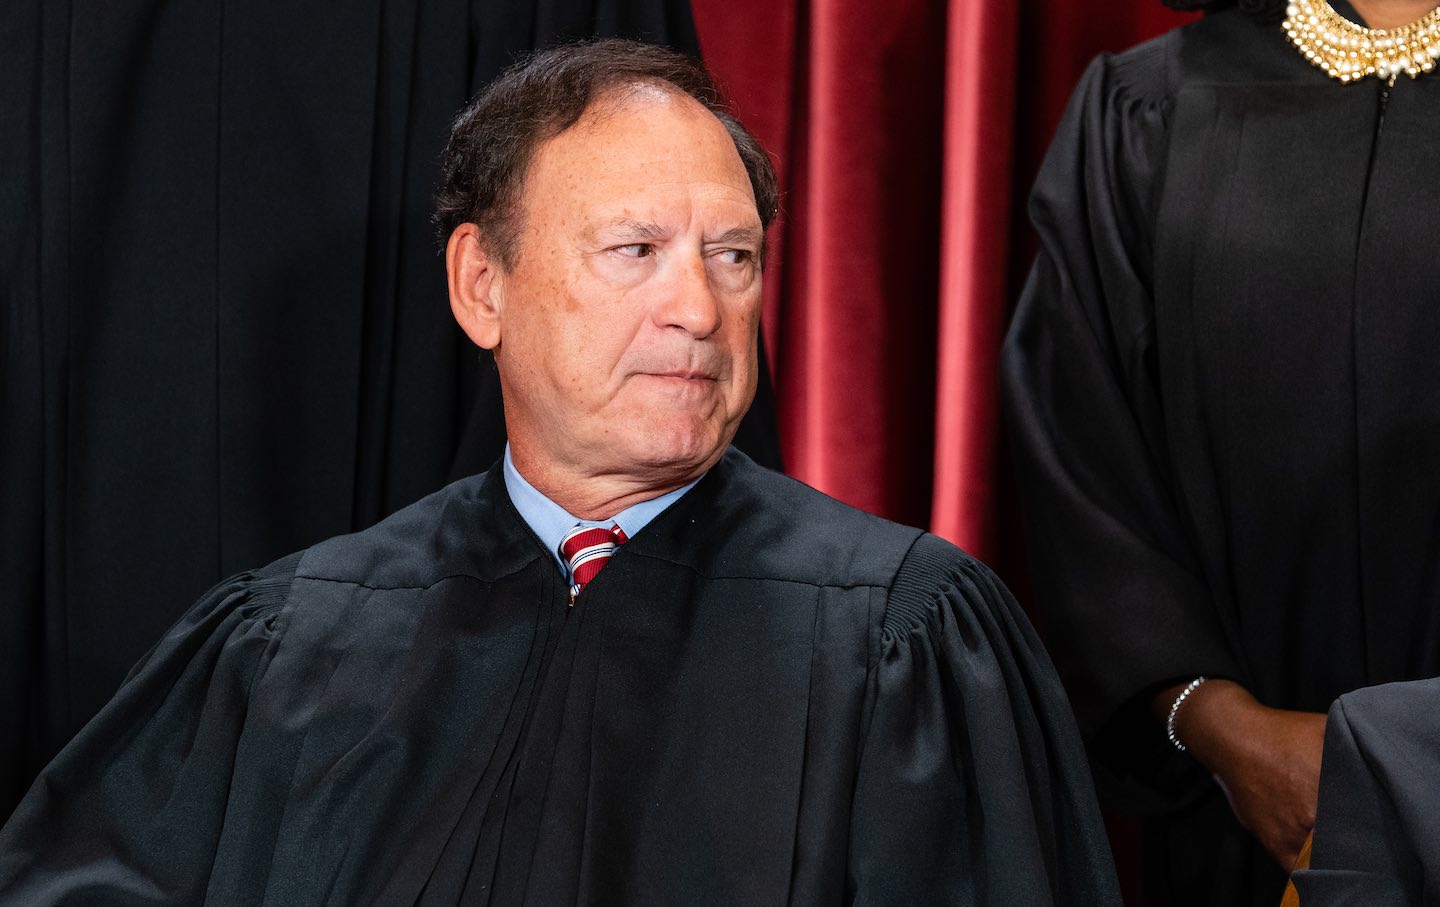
[0, 0, 781, 819]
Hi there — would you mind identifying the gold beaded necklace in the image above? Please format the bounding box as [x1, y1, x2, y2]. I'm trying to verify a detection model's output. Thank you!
[1283, 0, 1440, 83]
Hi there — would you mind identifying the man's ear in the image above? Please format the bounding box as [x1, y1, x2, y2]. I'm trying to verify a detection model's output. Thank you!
[446, 223, 504, 350]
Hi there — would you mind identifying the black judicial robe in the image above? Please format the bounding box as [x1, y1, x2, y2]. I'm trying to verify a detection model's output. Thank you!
[0, 450, 1118, 905]
[1001, 3, 1440, 905]
[0, 0, 782, 818]
[1292, 677, 1440, 905]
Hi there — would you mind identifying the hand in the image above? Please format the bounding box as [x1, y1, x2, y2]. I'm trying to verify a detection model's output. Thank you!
[1153, 679, 1326, 869]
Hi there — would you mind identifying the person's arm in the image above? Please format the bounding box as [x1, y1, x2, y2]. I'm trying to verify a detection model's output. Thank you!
[1003, 48, 1248, 807]
[1005, 51, 1327, 859]
[1153, 678, 1325, 868]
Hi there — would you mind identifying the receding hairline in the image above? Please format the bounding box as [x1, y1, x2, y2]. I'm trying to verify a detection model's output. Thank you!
[496, 80, 764, 260]
[434, 38, 780, 269]
[588, 77, 704, 113]
[556, 78, 730, 145]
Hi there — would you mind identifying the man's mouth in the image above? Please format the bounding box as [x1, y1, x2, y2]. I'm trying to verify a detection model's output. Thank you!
[644, 370, 717, 381]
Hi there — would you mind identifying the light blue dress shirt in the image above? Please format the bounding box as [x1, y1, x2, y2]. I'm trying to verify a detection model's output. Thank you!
[502, 444, 700, 580]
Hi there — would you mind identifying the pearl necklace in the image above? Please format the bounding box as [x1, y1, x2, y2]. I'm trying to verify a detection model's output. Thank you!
[1283, 0, 1440, 83]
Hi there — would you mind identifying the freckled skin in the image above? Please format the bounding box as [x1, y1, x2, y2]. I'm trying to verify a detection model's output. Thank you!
[446, 86, 764, 518]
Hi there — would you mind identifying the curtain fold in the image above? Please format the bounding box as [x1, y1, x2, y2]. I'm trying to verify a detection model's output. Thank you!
[694, 0, 1194, 555]
[930, 0, 1018, 562]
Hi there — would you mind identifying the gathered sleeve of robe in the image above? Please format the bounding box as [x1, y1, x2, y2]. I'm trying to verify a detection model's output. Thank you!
[999, 42, 1245, 802]
[0, 554, 300, 904]
[1290, 678, 1440, 905]
[849, 535, 1120, 905]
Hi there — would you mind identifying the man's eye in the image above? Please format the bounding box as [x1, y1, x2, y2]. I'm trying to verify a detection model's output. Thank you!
[613, 243, 654, 258]
[712, 248, 753, 266]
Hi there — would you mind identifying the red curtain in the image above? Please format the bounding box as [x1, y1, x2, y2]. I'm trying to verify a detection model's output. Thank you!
[693, 0, 1193, 564]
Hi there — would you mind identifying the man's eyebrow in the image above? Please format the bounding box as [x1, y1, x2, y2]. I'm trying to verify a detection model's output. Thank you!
[708, 225, 764, 246]
[594, 218, 667, 240]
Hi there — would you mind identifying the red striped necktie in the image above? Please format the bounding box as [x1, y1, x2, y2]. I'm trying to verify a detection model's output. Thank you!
[560, 523, 628, 605]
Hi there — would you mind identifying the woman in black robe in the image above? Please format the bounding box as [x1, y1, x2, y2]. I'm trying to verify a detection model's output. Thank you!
[1001, 0, 1440, 903]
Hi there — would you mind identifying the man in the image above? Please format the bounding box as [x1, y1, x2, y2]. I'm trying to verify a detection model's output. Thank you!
[0, 40, 1117, 904]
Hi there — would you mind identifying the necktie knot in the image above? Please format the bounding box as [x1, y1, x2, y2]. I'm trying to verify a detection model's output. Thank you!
[560, 523, 627, 603]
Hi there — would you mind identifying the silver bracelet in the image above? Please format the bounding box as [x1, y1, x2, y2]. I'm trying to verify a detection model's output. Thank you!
[1166, 676, 1207, 752]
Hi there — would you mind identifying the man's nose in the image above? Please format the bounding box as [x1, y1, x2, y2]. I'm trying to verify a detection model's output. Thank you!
[653, 254, 722, 338]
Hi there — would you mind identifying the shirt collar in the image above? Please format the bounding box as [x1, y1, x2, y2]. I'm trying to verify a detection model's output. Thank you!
[502, 444, 700, 575]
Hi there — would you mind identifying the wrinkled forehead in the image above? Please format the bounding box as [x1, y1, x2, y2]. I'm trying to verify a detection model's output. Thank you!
[521, 84, 758, 219]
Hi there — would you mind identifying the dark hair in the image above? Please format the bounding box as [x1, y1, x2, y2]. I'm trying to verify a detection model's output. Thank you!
[434, 38, 779, 269]
[1161, 0, 1287, 20]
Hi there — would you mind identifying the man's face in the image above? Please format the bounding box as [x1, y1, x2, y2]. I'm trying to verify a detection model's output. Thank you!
[490, 87, 763, 489]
